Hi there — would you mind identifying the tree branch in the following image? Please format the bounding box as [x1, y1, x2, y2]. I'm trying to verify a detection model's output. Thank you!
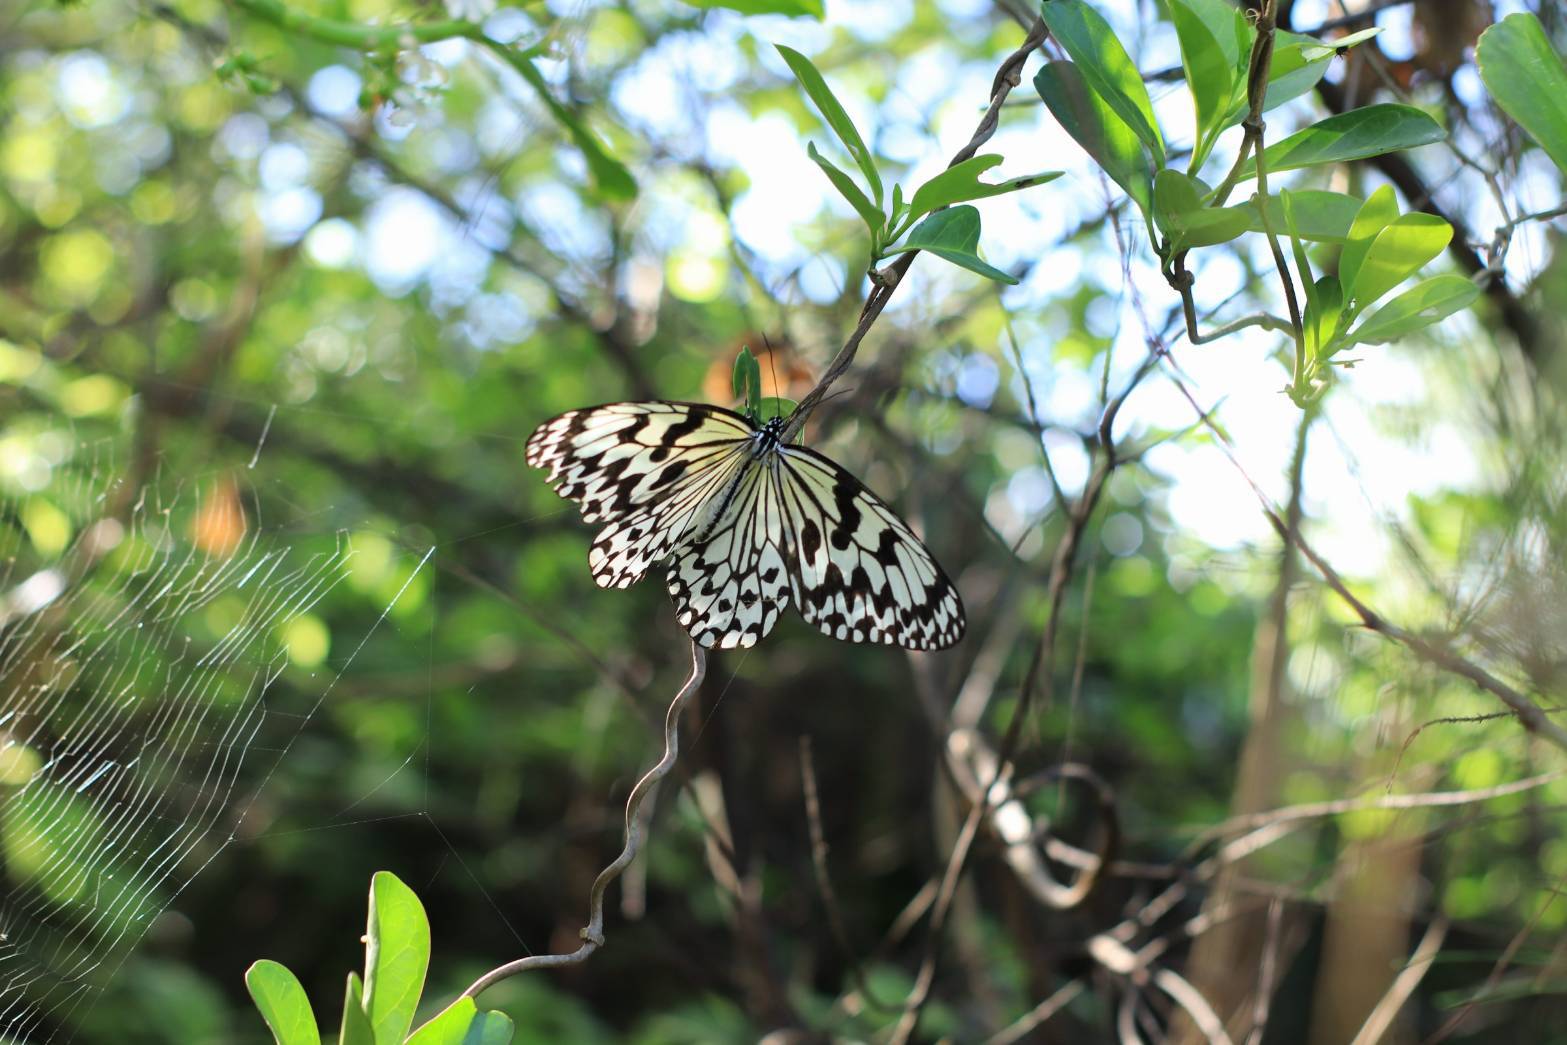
[781, 17, 1049, 442]
[461, 641, 706, 996]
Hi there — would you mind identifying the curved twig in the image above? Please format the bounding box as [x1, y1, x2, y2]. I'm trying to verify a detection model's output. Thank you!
[462, 640, 707, 996]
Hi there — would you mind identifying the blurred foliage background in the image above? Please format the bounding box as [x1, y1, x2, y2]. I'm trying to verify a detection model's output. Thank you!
[2, 0, 1567, 1041]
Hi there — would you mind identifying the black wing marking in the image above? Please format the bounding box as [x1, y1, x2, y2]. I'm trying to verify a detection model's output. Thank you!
[526, 402, 755, 588]
[774, 445, 965, 650]
[664, 463, 792, 649]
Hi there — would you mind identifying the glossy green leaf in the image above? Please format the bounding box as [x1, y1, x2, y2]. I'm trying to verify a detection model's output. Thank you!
[1344, 275, 1481, 345]
[508, 59, 636, 201]
[1348, 214, 1453, 311]
[1034, 61, 1153, 218]
[1305, 275, 1343, 358]
[886, 205, 1017, 284]
[1040, 0, 1165, 166]
[1243, 190, 1363, 243]
[1167, 0, 1245, 170]
[246, 960, 321, 1045]
[906, 154, 1061, 221]
[1258, 31, 1334, 114]
[1240, 104, 1445, 177]
[1153, 169, 1249, 249]
[340, 973, 375, 1045]
[362, 871, 430, 1045]
[1477, 13, 1567, 174]
[1338, 185, 1401, 294]
[685, 0, 822, 17]
[776, 45, 882, 206]
[1222, 28, 1384, 131]
[405, 998, 516, 1045]
[806, 142, 883, 234]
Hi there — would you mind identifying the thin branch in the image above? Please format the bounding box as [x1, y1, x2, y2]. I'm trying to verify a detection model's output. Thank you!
[1161, 368, 1567, 752]
[460, 641, 706, 996]
[797, 736, 900, 1013]
[1189, 770, 1565, 857]
[1144, 0, 1419, 82]
[1349, 918, 1449, 1045]
[985, 980, 1087, 1045]
[781, 17, 1049, 442]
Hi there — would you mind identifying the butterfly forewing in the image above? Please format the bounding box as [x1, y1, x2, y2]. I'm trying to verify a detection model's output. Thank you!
[774, 446, 965, 650]
[526, 403, 753, 588]
[528, 400, 965, 650]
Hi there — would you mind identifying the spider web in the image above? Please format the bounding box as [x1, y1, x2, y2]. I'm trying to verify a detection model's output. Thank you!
[0, 441, 361, 1043]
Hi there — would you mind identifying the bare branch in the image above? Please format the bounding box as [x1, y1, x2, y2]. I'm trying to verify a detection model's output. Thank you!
[1349, 918, 1449, 1045]
[462, 641, 707, 996]
[782, 17, 1049, 442]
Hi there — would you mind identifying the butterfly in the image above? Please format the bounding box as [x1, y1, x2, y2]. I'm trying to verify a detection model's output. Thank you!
[526, 401, 965, 651]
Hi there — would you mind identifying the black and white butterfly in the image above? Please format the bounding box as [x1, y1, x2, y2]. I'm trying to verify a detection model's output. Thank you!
[526, 401, 965, 651]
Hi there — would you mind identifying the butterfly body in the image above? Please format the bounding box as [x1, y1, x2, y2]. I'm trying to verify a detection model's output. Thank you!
[527, 401, 964, 651]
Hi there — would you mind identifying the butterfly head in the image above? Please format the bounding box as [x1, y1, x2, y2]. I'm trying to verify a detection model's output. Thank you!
[753, 416, 787, 455]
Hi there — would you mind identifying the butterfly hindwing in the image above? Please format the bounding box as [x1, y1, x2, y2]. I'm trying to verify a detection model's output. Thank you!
[664, 465, 792, 649]
[774, 445, 964, 650]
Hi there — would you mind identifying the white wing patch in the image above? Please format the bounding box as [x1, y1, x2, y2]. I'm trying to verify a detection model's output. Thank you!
[527, 401, 965, 651]
[775, 446, 964, 650]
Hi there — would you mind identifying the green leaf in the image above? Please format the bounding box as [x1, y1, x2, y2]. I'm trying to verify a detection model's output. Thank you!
[245, 960, 321, 1045]
[1296, 26, 1382, 62]
[1153, 169, 1249, 249]
[1240, 104, 1445, 177]
[1305, 274, 1343, 358]
[776, 45, 882, 206]
[1258, 31, 1334, 115]
[405, 998, 516, 1045]
[906, 155, 1060, 221]
[684, 0, 822, 17]
[1040, 0, 1166, 166]
[1221, 28, 1383, 132]
[362, 871, 430, 1045]
[1167, 0, 1246, 170]
[885, 205, 1017, 284]
[806, 142, 883, 234]
[757, 396, 796, 423]
[508, 59, 636, 201]
[1243, 190, 1364, 243]
[1477, 13, 1567, 174]
[1034, 61, 1153, 218]
[1281, 187, 1318, 301]
[1348, 213, 1453, 312]
[340, 973, 375, 1045]
[889, 182, 907, 230]
[732, 345, 762, 419]
[1338, 185, 1400, 294]
[1344, 275, 1481, 345]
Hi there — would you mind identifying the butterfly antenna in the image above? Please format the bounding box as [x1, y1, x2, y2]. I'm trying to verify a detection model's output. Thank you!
[764, 335, 781, 399]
